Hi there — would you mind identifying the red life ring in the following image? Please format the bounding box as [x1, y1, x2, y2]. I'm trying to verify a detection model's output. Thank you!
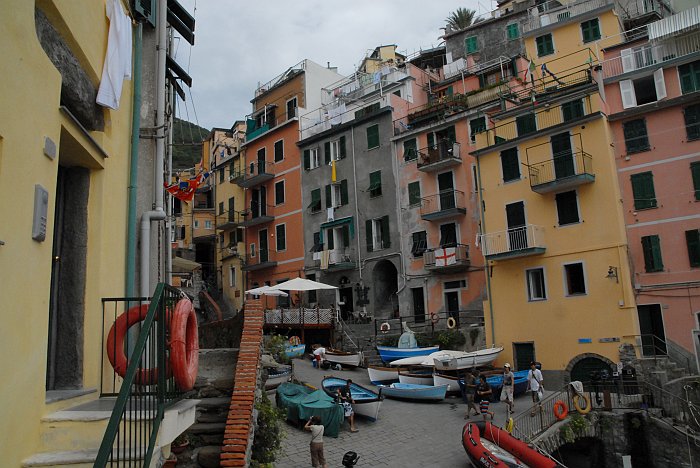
[170, 298, 199, 391]
[430, 313, 440, 324]
[553, 400, 569, 420]
[106, 304, 170, 385]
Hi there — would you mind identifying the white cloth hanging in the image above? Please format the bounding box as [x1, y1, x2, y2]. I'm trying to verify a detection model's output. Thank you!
[96, 0, 133, 110]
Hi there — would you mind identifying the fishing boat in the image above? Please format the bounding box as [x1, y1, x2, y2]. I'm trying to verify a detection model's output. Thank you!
[376, 345, 439, 363]
[432, 347, 504, 371]
[458, 370, 529, 402]
[398, 369, 434, 386]
[463, 421, 564, 468]
[264, 366, 292, 390]
[321, 376, 383, 421]
[284, 343, 306, 359]
[377, 383, 448, 402]
[432, 372, 462, 394]
[367, 365, 402, 385]
[325, 348, 363, 368]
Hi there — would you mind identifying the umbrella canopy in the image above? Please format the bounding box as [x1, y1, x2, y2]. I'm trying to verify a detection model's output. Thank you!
[269, 277, 338, 291]
[245, 285, 288, 296]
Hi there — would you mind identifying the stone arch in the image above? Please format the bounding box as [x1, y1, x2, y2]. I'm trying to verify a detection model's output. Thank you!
[566, 353, 616, 383]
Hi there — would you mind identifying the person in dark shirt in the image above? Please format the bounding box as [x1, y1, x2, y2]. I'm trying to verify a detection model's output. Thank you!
[337, 380, 358, 432]
[476, 374, 494, 421]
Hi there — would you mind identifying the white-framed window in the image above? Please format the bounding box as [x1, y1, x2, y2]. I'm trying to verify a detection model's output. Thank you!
[205, 220, 212, 230]
[526, 267, 546, 301]
[331, 183, 342, 208]
[274, 139, 284, 162]
[329, 139, 341, 162]
[250, 243, 256, 258]
[620, 68, 666, 109]
[372, 219, 384, 251]
[563, 262, 586, 296]
[366, 216, 390, 252]
[193, 220, 200, 229]
[309, 147, 320, 169]
[229, 265, 236, 288]
[286, 96, 298, 119]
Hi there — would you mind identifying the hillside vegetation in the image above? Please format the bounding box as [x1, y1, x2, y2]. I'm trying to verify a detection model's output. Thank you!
[172, 117, 209, 169]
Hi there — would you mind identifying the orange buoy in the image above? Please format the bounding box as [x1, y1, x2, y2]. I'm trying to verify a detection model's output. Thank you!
[553, 400, 569, 420]
[170, 298, 199, 391]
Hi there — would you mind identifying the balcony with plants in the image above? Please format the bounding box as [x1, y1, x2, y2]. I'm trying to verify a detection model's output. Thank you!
[417, 140, 461, 172]
[419, 190, 467, 221]
[480, 225, 546, 260]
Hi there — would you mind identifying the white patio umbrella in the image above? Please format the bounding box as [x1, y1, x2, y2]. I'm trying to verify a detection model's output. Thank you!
[269, 277, 338, 291]
[245, 285, 288, 296]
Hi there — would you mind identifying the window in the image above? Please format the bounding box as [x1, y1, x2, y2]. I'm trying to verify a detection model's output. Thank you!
[686, 229, 700, 267]
[631, 171, 657, 209]
[324, 137, 346, 163]
[286, 96, 297, 119]
[679, 60, 700, 94]
[367, 124, 380, 149]
[408, 181, 421, 206]
[562, 99, 584, 122]
[555, 190, 580, 225]
[580, 18, 600, 43]
[309, 188, 321, 213]
[366, 216, 390, 252]
[326, 225, 350, 251]
[685, 104, 700, 141]
[564, 263, 586, 295]
[368, 171, 382, 198]
[470, 116, 486, 142]
[516, 113, 537, 136]
[641, 235, 664, 272]
[620, 69, 666, 108]
[439, 223, 458, 247]
[219, 201, 224, 215]
[250, 243, 256, 258]
[204, 220, 212, 229]
[500, 147, 520, 182]
[193, 220, 199, 229]
[326, 180, 348, 208]
[506, 23, 519, 40]
[304, 147, 321, 170]
[274, 140, 284, 162]
[526, 268, 546, 301]
[692, 161, 700, 200]
[275, 180, 285, 205]
[219, 168, 225, 183]
[229, 266, 235, 288]
[623, 119, 650, 154]
[276, 224, 286, 251]
[411, 231, 427, 257]
[404, 139, 418, 161]
[536, 34, 554, 57]
[465, 36, 478, 54]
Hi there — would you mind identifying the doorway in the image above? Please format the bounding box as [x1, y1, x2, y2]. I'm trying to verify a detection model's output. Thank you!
[513, 342, 535, 371]
[551, 131, 574, 179]
[259, 228, 269, 263]
[437, 171, 455, 210]
[339, 287, 354, 321]
[444, 290, 460, 326]
[412, 287, 425, 323]
[506, 201, 527, 251]
[637, 304, 667, 356]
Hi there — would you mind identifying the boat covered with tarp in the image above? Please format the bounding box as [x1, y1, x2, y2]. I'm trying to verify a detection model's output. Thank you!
[275, 382, 344, 437]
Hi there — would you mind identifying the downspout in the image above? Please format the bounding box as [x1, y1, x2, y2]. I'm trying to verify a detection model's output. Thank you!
[391, 134, 407, 296]
[140, 0, 168, 297]
[350, 125, 367, 318]
[126, 23, 142, 297]
[475, 155, 496, 345]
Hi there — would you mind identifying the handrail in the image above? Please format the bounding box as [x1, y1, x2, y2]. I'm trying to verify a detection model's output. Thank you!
[623, 333, 695, 373]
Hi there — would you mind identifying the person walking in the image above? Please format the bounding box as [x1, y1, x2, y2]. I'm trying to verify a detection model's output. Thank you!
[304, 416, 328, 468]
[337, 380, 359, 432]
[463, 368, 481, 419]
[476, 374, 494, 421]
[527, 361, 544, 417]
[502, 363, 515, 415]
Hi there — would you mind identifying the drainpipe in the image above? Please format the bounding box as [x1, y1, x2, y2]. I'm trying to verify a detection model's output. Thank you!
[390, 133, 407, 296]
[126, 23, 143, 298]
[475, 155, 496, 345]
[349, 125, 367, 318]
[139, 0, 168, 297]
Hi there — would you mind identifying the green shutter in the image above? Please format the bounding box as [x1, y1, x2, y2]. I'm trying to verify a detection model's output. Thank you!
[501, 148, 520, 182]
[581, 19, 600, 43]
[446, 86, 454, 97]
[380, 215, 391, 248]
[325, 184, 332, 208]
[367, 125, 379, 149]
[631, 172, 657, 210]
[342, 225, 350, 247]
[365, 219, 373, 252]
[404, 139, 418, 161]
[562, 99, 584, 122]
[623, 119, 650, 153]
[303, 149, 310, 170]
[134, 0, 156, 26]
[369, 171, 382, 197]
[536, 34, 554, 56]
[340, 179, 349, 205]
[516, 114, 536, 136]
[679, 62, 700, 95]
[339, 136, 347, 159]
[686, 105, 700, 141]
[327, 229, 334, 250]
[408, 181, 421, 206]
[692, 161, 700, 200]
[686, 229, 700, 267]
[465, 36, 478, 54]
[642, 235, 663, 272]
[506, 23, 519, 40]
[324, 141, 331, 164]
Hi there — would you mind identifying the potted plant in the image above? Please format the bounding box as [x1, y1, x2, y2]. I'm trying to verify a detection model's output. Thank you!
[163, 453, 178, 468]
[171, 433, 190, 455]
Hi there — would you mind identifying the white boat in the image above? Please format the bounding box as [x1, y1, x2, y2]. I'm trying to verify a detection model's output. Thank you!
[264, 366, 292, 390]
[433, 347, 504, 371]
[398, 369, 434, 386]
[325, 348, 363, 368]
[367, 365, 402, 385]
[322, 377, 383, 422]
[432, 372, 462, 394]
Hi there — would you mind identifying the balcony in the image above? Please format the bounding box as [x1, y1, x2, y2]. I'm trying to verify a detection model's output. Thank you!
[420, 190, 467, 221]
[499, 67, 595, 104]
[527, 150, 595, 194]
[216, 210, 245, 231]
[523, 0, 613, 34]
[239, 203, 275, 228]
[423, 244, 470, 273]
[481, 225, 546, 260]
[234, 160, 274, 188]
[417, 141, 461, 172]
[241, 248, 277, 272]
[314, 247, 357, 272]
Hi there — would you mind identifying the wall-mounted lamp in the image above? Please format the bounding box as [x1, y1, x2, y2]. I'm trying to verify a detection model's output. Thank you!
[606, 266, 619, 283]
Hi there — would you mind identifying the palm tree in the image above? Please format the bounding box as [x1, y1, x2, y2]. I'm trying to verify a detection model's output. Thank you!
[445, 7, 476, 32]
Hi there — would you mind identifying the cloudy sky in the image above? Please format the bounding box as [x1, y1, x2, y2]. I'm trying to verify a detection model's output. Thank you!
[174, 0, 487, 131]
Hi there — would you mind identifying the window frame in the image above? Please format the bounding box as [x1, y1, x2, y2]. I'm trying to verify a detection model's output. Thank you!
[309, 188, 322, 213]
[408, 181, 421, 206]
[470, 116, 486, 143]
[500, 147, 520, 182]
[555, 190, 580, 226]
[403, 138, 418, 161]
[641, 234, 664, 272]
[685, 104, 700, 142]
[563, 262, 587, 296]
[369, 170, 382, 198]
[275, 223, 287, 252]
[274, 180, 285, 206]
[411, 231, 427, 257]
[679, 60, 700, 95]
[580, 18, 601, 43]
[561, 99, 585, 122]
[367, 124, 380, 150]
[286, 96, 298, 120]
[692, 161, 700, 201]
[274, 139, 284, 162]
[516, 113, 537, 136]
[526, 267, 547, 301]
[535, 34, 554, 57]
[623, 119, 650, 154]
[686, 229, 700, 268]
[465, 36, 479, 54]
[506, 23, 519, 40]
[631, 171, 657, 210]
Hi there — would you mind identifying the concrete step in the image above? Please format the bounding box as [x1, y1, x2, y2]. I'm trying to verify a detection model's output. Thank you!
[22, 448, 143, 467]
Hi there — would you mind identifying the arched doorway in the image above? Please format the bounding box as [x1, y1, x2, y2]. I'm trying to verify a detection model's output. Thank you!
[372, 260, 398, 318]
[568, 354, 615, 382]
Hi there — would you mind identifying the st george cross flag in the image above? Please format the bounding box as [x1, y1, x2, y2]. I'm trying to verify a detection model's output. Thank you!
[434, 247, 457, 267]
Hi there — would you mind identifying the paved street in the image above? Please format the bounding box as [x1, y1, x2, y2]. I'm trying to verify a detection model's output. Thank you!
[272, 358, 542, 468]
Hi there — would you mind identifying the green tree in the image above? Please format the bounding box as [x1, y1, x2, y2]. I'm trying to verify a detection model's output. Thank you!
[445, 7, 476, 32]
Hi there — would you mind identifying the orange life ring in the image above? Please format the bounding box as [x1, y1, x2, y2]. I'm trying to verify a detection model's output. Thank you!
[106, 304, 170, 385]
[170, 298, 199, 391]
[553, 400, 569, 420]
[380, 322, 391, 334]
[289, 335, 301, 346]
[430, 313, 440, 324]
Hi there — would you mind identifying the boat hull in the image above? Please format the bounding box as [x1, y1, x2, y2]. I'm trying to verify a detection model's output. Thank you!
[378, 383, 448, 401]
[398, 370, 434, 386]
[433, 347, 504, 371]
[325, 349, 363, 368]
[321, 376, 382, 422]
[367, 365, 401, 385]
[265, 367, 292, 390]
[284, 344, 306, 359]
[432, 372, 462, 394]
[376, 345, 440, 363]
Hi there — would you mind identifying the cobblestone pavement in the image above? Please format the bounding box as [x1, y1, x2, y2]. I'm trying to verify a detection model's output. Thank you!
[272, 358, 544, 468]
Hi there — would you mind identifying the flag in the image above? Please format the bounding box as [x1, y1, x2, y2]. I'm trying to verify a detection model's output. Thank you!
[164, 171, 210, 203]
[524, 59, 536, 85]
[434, 247, 457, 267]
[331, 159, 337, 183]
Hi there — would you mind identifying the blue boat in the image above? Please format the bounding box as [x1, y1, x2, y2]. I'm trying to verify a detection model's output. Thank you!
[459, 370, 529, 402]
[377, 382, 448, 402]
[376, 345, 440, 364]
[284, 343, 306, 359]
[321, 377, 383, 421]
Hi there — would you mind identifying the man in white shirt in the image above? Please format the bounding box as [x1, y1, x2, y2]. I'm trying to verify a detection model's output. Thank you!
[527, 361, 544, 416]
[313, 346, 326, 369]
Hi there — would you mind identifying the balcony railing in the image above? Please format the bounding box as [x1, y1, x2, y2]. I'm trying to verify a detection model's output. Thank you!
[420, 190, 467, 221]
[417, 141, 461, 171]
[601, 32, 700, 80]
[618, 0, 666, 21]
[528, 150, 595, 193]
[241, 248, 277, 271]
[240, 203, 275, 228]
[255, 60, 307, 98]
[499, 67, 595, 104]
[234, 160, 275, 188]
[264, 307, 334, 327]
[314, 247, 357, 271]
[524, 0, 613, 34]
[423, 244, 470, 273]
[216, 210, 246, 230]
[480, 225, 546, 260]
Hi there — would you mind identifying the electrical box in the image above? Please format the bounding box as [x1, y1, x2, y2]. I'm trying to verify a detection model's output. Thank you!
[32, 184, 48, 242]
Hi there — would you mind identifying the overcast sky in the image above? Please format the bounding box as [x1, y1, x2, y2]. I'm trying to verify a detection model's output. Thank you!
[174, 0, 487, 132]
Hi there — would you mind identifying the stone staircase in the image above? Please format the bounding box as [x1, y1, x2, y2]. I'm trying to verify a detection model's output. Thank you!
[335, 321, 381, 366]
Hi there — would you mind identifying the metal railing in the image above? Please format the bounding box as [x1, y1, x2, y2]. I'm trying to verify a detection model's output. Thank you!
[419, 190, 467, 218]
[524, 0, 613, 33]
[263, 307, 335, 326]
[623, 334, 696, 374]
[423, 244, 470, 269]
[241, 247, 277, 269]
[480, 225, 546, 257]
[215, 210, 245, 229]
[314, 246, 357, 269]
[254, 59, 307, 98]
[374, 310, 484, 337]
[528, 150, 594, 188]
[500, 67, 595, 103]
[96, 284, 186, 467]
[417, 141, 461, 169]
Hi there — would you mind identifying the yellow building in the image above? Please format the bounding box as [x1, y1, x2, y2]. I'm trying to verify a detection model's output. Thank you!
[472, 0, 640, 382]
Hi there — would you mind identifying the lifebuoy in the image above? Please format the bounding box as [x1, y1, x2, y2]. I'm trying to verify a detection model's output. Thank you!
[430, 313, 440, 324]
[573, 394, 591, 414]
[380, 322, 390, 334]
[289, 335, 301, 346]
[553, 400, 569, 420]
[170, 298, 199, 391]
[447, 317, 456, 329]
[106, 304, 170, 385]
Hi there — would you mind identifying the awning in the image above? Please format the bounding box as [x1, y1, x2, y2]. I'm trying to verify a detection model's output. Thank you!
[319, 216, 354, 243]
[172, 256, 202, 272]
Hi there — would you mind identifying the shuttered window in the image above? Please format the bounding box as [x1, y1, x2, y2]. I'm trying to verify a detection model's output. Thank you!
[408, 181, 421, 206]
[470, 116, 486, 142]
[631, 171, 657, 210]
[506, 23, 519, 40]
[411, 231, 427, 257]
[691, 161, 700, 201]
[679, 60, 700, 94]
[685, 104, 700, 141]
[367, 125, 380, 149]
[536, 34, 554, 57]
[308, 188, 321, 212]
[623, 119, 650, 154]
[465, 36, 478, 54]
[562, 99, 584, 122]
[276, 224, 286, 251]
[641, 235, 664, 272]
[581, 18, 601, 43]
[274, 140, 284, 162]
[555, 191, 580, 225]
[500, 147, 520, 182]
[404, 138, 418, 161]
[368, 171, 382, 198]
[516, 113, 537, 136]
[686, 229, 700, 267]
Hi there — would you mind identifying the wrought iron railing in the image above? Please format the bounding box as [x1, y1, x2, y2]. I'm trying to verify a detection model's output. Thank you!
[528, 150, 594, 188]
[419, 190, 467, 218]
[264, 307, 335, 326]
[480, 225, 546, 257]
[417, 141, 461, 169]
[423, 244, 470, 269]
[623, 334, 696, 374]
[96, 284, 186, 467]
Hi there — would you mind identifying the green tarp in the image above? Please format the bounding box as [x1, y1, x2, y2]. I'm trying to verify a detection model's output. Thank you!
[275, 383, 344, 438]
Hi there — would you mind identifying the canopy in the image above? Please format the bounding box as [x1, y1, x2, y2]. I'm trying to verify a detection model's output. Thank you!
[171, 256, 202, 272]
[275, 383, 343, 437]
[270, 277, 338, 292]
[245, 285, 288, 297]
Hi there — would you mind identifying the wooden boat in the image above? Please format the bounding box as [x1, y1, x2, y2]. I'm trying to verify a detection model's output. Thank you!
[321, 376, 383, 421]
[284, 343, 306, 359]
[432, 372, 462, 394]
[376, 345, 439, 363]
[367, 365, 402, 385]
[325, 348, 363, 368]
[398, 369, 434, 386]
[264, 366, 292, 390]
[458, 370, 529, 402]
[432, 347, 504, 371]
[463, 421, 564, 468]
[377, 383, 448, 402]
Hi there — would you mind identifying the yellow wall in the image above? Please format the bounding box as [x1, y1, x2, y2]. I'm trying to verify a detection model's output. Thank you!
[0, 0, 133, 464]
